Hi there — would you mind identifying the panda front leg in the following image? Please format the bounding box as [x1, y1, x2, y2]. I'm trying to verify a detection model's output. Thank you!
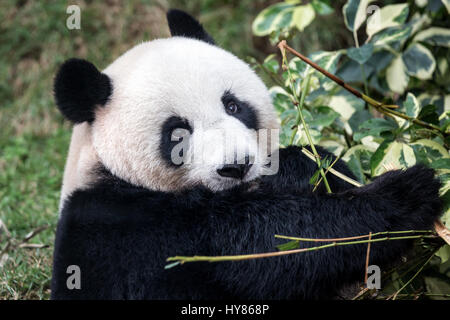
[204, 164, 443, 299]
[263, 146, 359, 194]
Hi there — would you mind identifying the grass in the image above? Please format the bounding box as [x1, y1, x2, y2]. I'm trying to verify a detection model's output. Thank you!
[0, 0, 264, 300]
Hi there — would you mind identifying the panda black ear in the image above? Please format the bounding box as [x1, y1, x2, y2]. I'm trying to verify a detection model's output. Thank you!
[54, 58, 112, 123]
[167, 9, 215, 45]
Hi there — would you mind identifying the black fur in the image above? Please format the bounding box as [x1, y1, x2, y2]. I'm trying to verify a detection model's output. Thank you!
[51, 146, 443, 299]
[54, 58, 112, 123]
[167, 9, 215, 45]
[160, 116, 193, 167]
[222, 91, 259, 130]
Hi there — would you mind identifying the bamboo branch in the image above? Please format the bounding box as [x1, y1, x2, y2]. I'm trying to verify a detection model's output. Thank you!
[274, 229, 433, 243]
[312, 155, 340, 192]
[364, 232, 372, 285]
[390, 252, 436, 300]
[301, 148, 362, 187]
[277, 41, 444, 135]
[166, 234, 437, 266]
[279, 43, 332, 193]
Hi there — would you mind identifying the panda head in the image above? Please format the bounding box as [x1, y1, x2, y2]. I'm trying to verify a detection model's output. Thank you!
[55, 9, 279, 194]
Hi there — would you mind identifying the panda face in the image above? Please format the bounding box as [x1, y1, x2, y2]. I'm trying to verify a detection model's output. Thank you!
[55, 10, 280, 194]
[91, 38, 279, 192]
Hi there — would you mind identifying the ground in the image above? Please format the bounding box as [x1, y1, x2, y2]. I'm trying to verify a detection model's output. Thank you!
[0, 0, 267, 300]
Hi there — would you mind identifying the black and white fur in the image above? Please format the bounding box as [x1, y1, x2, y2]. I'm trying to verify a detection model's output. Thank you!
[51, 10, 443, 299]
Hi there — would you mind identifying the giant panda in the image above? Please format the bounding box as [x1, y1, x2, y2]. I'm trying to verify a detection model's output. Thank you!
[51, 9, 443, 300]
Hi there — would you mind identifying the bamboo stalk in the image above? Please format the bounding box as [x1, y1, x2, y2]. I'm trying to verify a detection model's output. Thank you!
[274, 229, 433, 243]
[166, 234, 437, 265]
[390, 252, 436, 300]
[364, 232, 372, 285]
[301, 148, 362, 187]
[279, 43, 332, 193]
[277, 41, 444, 135]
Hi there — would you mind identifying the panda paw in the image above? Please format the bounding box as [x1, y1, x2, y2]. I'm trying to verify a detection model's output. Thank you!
[357, 164, 443, 229]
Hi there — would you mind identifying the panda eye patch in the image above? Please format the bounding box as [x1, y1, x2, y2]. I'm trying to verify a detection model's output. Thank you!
[221, 91, 259, 130]
[160, 116, 192, 167]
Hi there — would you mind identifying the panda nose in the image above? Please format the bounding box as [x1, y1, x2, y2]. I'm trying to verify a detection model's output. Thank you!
[217, 163, 252, 180]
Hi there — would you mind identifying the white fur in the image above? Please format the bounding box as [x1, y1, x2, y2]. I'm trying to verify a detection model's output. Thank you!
[61, 37, 280, 203]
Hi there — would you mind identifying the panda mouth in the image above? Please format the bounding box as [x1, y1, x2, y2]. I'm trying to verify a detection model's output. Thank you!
[206, 166, 260, 191]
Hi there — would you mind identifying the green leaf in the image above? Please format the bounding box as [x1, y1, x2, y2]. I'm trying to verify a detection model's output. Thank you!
[371, 26, 412, 47]
[299, 51, 341, 91]
[321, 156, 331, 170]
[366, 3, 409, 38]
[309, 50, 342, 85]
[425, 275, 450, 298]
[308, 106, 340, 127]
[371, 140, 416, 176]
[414, 27, 450, 48]
[292, 4, 316, 32]
[297, 126, 322, 146]
[415, 0, 427, 7]
[395, 92, 420, 128]
[436, 245, 450, 263]
[164, 261, 180, 269]
[311, 0, 334, 15]
[348, 109, 372, 133]
[343, 0, 374, 32]
[404, 92, 421, 119]
[270, 86, 292, 112]
[347, 43, 374, 64]
[402, 43, 436, 80]
[319, 140, 346, 157]
[276, 240, 300, 251]
[252, 3, 295, 36]
[442, 0, 450, 13]
[430, 158, 450, 170]
[410, 139, 449, 166]
[288, 57, 309, 79]
[417, 105, 439, 126]
[328, 91, 365, 133]
[342, 145, 374, 183]
[309, 169, 321, 185]
[354, 118, 398, 141]
[386, 55, 409, 94]
[418, 93, 449, 116]
[263, 54, 279, 74]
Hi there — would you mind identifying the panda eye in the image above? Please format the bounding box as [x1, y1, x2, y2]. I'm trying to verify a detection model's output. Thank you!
[225, 101, 239, 115]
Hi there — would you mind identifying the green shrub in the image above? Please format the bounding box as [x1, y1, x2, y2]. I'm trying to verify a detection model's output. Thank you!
[251, 0, 450, 300]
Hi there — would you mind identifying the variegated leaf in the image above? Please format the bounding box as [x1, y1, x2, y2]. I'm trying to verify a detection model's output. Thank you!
[371, 26, 411, 46]
[343, 0, 374, 32]
[442, 0, 450, 14]
[395, 92, 421, 128]
[319, 140, 346, 157]
[292, 4, 316, 32]
[404, 92, 421, 119]
[386, 55, 409, 94]
[410, 139, 450, 166]
[415, 0, 427, 7]
[347, 43, 374, 64]
[402, 43, 436, 80]
[354, 118, 398, 141]
[371, 141, 416, 176]
[252, 3, 295, 36]
[414, 27, 450, 48]
[343, 145, 375, 183]
[366, 3, 409, 38]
